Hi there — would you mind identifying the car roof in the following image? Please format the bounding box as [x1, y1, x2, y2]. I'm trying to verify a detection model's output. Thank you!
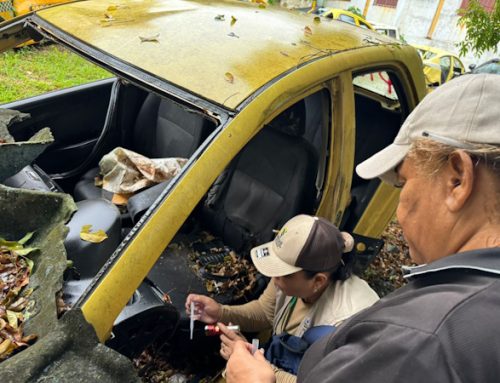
[35, 0, 395, 110]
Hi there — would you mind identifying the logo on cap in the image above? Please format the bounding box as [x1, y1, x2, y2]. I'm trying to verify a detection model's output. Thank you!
[255, 247, 270, 259]
[274, 227, 288, 248]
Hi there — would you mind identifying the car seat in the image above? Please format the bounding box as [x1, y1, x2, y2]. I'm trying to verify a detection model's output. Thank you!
[73, 93, 212, 201]
[201, 102, 318, 251]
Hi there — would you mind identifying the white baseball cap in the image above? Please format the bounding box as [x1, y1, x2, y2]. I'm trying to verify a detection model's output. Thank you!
[250, 215, 347, 277]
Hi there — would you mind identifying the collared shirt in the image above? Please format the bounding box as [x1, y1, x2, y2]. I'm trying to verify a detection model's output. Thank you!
[298, 248, 500, 383]
[403, 248, 500, 278]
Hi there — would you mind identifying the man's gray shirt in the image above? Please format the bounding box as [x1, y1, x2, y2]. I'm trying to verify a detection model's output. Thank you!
[298, 248, 500, 383]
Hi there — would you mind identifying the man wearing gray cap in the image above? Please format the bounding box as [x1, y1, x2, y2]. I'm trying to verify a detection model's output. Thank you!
[226, 73, 500, 383]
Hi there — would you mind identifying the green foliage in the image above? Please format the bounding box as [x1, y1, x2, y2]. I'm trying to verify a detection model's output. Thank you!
[347, 6, 364, 18]
[0, 45, 111, 104]
[457, 0, 500, 56]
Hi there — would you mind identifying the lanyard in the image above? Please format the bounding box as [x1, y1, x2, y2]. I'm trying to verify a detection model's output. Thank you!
[275, 296, 298, 334]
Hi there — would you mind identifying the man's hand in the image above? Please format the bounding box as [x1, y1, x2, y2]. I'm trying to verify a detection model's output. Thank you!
[226, 341, 276, 383]
[185, 294, 221, 323]
[219, 322, 247, 360]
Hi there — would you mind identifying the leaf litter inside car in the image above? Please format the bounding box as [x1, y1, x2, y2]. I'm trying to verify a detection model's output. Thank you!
[0, 234, 39, 361]
[133, 231, 260, 381]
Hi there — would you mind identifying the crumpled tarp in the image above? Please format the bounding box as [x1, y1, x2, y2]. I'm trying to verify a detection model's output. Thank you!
[99, 147, 187, 194]
[0, 109, 54, 182]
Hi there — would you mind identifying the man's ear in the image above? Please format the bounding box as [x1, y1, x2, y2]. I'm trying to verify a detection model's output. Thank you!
[445, 151, 474, 212]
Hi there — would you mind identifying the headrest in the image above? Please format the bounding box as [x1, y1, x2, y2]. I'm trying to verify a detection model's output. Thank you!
[268, 101, 306, 137]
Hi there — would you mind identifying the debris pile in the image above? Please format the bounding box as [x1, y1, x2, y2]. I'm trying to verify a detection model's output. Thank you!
[0, 233, 38, 361]
[134, 340, 222, 383]
[188, 233, 259, 302]
[362, 220, 414, 297]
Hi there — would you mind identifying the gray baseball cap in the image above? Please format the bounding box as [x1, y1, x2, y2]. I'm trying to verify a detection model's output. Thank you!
[356, 73, 500, 185]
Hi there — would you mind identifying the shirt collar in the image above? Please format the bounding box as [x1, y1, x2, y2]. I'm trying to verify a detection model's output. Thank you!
[403, 247, 500, 280]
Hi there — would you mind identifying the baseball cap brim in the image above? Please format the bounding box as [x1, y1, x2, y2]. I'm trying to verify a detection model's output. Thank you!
[355, 142, 411, 185]
[250, 241, 303, 277]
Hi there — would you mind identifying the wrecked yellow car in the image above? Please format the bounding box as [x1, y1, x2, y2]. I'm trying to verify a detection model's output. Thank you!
[0, 0, 70, 22]
[0, 0, 426, 379]
[413, 44, 465, 88]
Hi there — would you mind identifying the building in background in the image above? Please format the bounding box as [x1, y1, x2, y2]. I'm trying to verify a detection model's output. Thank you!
[284, 0, 498, 68]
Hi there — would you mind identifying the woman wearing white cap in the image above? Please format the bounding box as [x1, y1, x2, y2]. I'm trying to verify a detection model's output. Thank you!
[186, 214, 378, 382]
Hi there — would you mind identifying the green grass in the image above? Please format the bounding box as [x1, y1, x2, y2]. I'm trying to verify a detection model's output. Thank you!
[0, 44, 111, 104]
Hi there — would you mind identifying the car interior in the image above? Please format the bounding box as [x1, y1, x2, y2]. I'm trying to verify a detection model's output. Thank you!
[2, 68, 407, 361]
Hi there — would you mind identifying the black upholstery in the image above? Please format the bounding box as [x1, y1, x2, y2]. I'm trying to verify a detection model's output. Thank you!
[202, 125, 318, 251]
[74, 94, 211, 201]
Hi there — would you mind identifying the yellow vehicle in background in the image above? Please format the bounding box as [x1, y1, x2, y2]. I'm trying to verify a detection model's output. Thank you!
[0, 0, 69, 22]
[413, 44, 465, 88]
[321, 8, 374, 30]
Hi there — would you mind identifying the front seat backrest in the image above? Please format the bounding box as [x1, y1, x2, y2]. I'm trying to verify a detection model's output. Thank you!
[202, 124, 317, 251]
[133, 94, 209, 159]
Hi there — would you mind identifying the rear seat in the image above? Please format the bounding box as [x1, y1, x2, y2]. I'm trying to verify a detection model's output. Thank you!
[74, 93, 212, 202]
[201, 103, 318, 251]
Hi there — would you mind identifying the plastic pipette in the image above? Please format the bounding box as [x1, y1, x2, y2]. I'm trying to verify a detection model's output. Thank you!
[190, 301, 195, 340]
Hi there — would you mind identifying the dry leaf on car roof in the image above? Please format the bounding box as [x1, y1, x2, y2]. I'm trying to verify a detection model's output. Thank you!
[225, 72, 235, 83]
[304, 26, 313, 36]
[214, 14, 225, 21]
[231, 16, 237, 26]
[80, 224, 108, 243]
[139, 33, 160, 43]
[313, 16, 321, 23]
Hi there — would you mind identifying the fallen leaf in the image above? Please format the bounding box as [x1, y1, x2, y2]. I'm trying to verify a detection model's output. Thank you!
[231, 16, 237, 26]
[227, 32, 239, 38]
[80, 225, 108, 243]
[214, 14, 225, 21]
[313, 16, 321, 23]
[304, 26, 313, 36]
[111, 193, 131, 205]
[0, 339, 12, 355]
[225, 72, 235, 83]
[104, 12, 114, 20]
[6, 310, 18, 329]
[15, 247, 38, 256]
[280, 51, 290, 57]
[139, 33, 160, 43]
[17, 232, 34, 245]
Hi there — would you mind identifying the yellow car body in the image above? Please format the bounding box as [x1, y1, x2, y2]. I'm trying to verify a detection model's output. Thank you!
[413, 44, 465, 88]
[1, 0, 426, 348]
[0, 0, 70, 21]
[321, 8, 374, 30]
